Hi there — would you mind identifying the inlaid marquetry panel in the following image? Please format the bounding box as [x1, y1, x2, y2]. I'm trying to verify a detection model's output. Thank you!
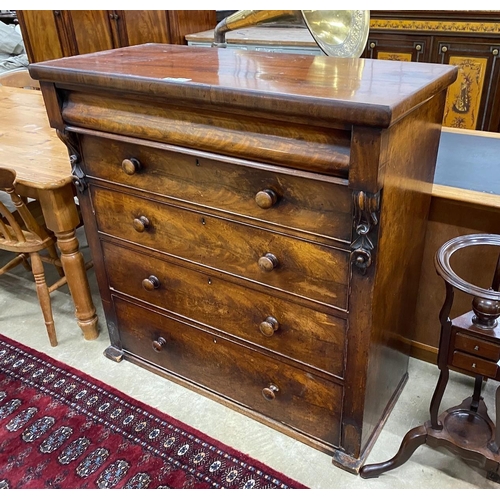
[370, 19, 500, 34]
[377, 52, 412, 62]
[443, 56, 488, 129]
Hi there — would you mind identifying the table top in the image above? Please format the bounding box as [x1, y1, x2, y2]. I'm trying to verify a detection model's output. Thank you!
[0, 86, 71, 190]
[185, 27, 318, 47]
[433, 127, 500, 209]
[29, 43, 457, 129]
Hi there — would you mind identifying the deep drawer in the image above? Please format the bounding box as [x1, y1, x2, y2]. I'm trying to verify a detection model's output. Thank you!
[114, 297, 342, 447]
[92, 186, 349, 310]
[102, 241, 346, 377]
[80, 134, 352, 243]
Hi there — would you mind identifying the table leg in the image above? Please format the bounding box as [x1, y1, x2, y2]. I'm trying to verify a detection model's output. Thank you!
[54, 228, 98, 340]
[38, 186, 99, 341]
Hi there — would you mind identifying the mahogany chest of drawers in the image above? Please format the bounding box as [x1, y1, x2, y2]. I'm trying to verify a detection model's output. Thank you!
[30, 44, 457, 473]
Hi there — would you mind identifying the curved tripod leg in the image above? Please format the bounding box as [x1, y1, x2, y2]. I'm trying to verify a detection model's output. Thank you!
[360, 424, 428, 479]
[430, 368, 449, 430]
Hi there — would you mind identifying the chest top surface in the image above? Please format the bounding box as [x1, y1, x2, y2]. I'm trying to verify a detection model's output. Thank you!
[30, 43, 457, 128]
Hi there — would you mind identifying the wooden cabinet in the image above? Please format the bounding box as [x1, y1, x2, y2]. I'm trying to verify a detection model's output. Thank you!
[17, 10, 216, 63]
[29, 44, 456, 473]
[365, 11, 500, 132]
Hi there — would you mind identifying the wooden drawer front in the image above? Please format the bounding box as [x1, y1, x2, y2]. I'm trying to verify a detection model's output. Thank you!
[114, 297, 342, 447]
[454, 332, 500, 362]
[102, 241, 346, 377]
[80, 135, 352, 242]
[92, 187, 349, 309]
[451, 351, 499, 379]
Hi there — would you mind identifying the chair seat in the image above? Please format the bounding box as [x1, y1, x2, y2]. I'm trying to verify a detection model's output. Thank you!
[0, 228, 52, 253]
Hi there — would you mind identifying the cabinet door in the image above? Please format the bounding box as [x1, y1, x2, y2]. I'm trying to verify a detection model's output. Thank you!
[17, 10, 67, 63]
[66, 11, 115, 55]
[166, 11, 217, 45]
[363, 33, 432, 62]
[115, 10, 171, 46]
[433, 37, 500, 131]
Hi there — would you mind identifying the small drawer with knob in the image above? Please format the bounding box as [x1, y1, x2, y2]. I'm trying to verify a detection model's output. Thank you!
[102, 241, 347, 377]
[451, 351, 499, 379]
[80, 134, 352, 242]
[114, 296, 343, 447]
[93, 187, 349, 309]
[453, 332, 500, 362]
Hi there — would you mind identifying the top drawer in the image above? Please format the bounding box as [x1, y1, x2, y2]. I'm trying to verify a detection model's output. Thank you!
[454, 331, 500, 362]
[79, 135, 352, 243]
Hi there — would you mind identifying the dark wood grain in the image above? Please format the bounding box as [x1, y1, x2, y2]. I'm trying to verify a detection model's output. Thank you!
[79, 134, 352, 242]
[65, 91, 352, 175]
[91, 186, 350, 310]
[114, 296, 343, 447]
[33, 43, 456, 473]
[101, 240, 347, 378]
[29, 44, 457, 128]
[18, 10, 216, 63]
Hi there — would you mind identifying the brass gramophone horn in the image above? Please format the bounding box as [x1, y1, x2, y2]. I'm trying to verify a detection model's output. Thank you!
[213, 10, 370, 58]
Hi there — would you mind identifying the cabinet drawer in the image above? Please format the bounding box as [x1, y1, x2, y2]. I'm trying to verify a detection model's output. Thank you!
[92, 187, 349, 309]
[454, 332, 500, 362]
[102, 241, 346, 377]
[451, 351, 499, 379]
[114, 297, 342, 447]
[81, 135, 352, 242]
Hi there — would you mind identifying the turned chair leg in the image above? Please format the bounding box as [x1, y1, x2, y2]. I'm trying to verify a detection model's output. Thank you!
[30, 252, 58, 347]
[46, 241, 65, 278]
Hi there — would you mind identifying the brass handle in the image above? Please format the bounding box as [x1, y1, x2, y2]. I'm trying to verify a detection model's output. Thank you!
[133, 215, 150, 233]
[493, 48, 499, 56]
[415, 44, 422, 51]
[369, 42, 375, 49]
[121, 158, 142, 175]
[262, 384, 279, 401]
[152, 337, 167, 352]
[255, 189, 278, 209]
[259, 316, 280, 337]
[258, 253, 279, 272]
[142, 275, 160, 291]
[441, 46, 448, 53]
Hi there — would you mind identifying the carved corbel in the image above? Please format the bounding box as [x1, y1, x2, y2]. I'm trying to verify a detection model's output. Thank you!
[351, 190, 381, 274]
[56, 129, 87, 193]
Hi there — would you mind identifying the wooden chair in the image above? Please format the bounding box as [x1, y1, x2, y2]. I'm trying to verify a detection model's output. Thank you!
[0, 167, 67, 346]
[0, 68, 39, 89]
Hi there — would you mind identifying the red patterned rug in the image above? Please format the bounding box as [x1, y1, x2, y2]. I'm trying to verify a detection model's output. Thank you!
[0, 334, 306, 489]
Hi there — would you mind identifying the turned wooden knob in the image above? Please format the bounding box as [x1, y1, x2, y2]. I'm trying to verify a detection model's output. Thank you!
[258, 253, 279, 272]
[133, 215, 150, 233]
[262, 384, 279, 401]
[152, 337, 167, 352]
[255, 189, 278, 209]
[142, 275, 160, 291]
[259, 316, 280, 337]
[121, 157, 142, 175]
